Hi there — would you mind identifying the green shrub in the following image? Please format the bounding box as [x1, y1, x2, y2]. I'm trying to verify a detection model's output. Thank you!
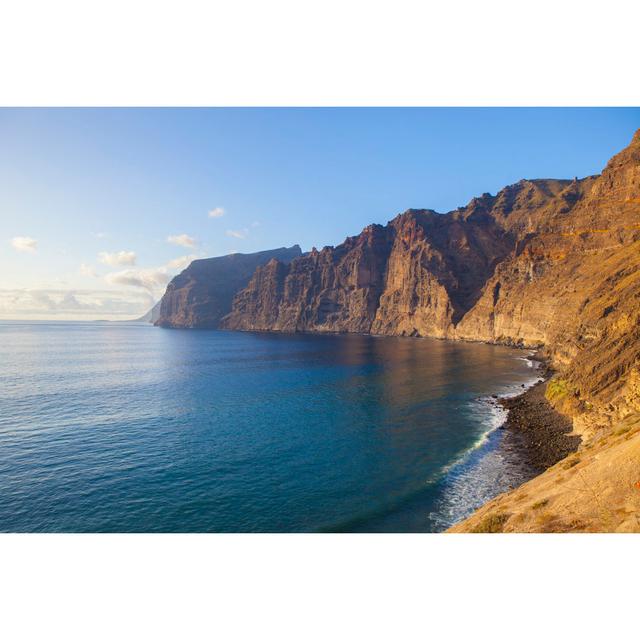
[546, 378, 570, 402]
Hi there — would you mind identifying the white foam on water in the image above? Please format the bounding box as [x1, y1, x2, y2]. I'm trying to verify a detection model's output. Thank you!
[425, 358, 544, 530]
[446, 370, 543, 467]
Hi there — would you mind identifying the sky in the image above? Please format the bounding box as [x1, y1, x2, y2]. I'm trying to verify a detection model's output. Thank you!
[1, 107, 638, 320]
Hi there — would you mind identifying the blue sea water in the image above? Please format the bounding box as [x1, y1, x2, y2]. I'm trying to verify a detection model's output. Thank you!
[0, 322, 541, 532]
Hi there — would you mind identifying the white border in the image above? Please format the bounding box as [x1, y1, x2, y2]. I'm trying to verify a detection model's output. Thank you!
[1, 0, 639, 106]
[1, 534, 639, 639]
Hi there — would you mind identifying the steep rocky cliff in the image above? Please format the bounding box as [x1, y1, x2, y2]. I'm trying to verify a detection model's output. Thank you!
[224, 224, 394, 333]
[222, 202, 526, 336]
[456, 130, 640, 422]
[155, 245, 302, 328]
[222, 128, 640, 430]
[222, 176, 608, 340]
[447, 130, 640, 533]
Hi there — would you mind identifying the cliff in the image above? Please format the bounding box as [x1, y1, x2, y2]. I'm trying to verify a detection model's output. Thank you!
[449, 131, 640, 532]
[221, 177, 604, 338]
[155, 245, 302, 328]
[224, 224, 394, 333]
[222, 131, 640, 428]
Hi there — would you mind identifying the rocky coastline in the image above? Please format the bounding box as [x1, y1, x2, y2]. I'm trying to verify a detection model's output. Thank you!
[497, 376, 581, 472]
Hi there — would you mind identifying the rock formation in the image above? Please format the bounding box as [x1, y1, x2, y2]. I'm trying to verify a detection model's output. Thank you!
[221, 178, 599, 339]
[224, 224, 394, 333]
[155, 245, 302, 328]
[222, 130, 640, 429]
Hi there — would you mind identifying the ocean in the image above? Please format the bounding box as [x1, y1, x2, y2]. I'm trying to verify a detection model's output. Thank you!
[0, 321, 541, 532]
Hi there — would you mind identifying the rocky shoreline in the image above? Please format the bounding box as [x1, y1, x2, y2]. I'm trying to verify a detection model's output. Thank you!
[497, 377, 581, 473]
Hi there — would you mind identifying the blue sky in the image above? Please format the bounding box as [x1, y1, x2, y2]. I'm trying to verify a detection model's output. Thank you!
[1, 107, 638, 319]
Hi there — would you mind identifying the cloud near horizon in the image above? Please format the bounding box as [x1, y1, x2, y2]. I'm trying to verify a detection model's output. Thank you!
[11, 236, 38, 253]
[208, 207, 225, 218]
[167, 234, 197, 248]
[0, 288, 153, 319]
[98, 250, 137, 266]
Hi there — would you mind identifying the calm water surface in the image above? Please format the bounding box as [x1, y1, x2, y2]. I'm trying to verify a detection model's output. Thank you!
[0, 322, 540, 532]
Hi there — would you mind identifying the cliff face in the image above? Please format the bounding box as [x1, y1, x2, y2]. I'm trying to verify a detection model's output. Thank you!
[456, 131, 640, 423]
[447, 131, 640, 533]
[222, 130, 640, 426]
[222, 178, 597, 339]
[222, 199, 537, 336]
[224, 224, 394, 333]
[369, 207, 517, 337]
[155, 245, 302, 328]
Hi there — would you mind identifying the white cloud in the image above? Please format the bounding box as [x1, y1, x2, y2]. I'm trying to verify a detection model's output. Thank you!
[167, 234, 197, 248]
[208, 207, 225, 218]
[251, 221, 260, 228]
[79, 263, 98, 277]
[98, 250, 137, 266]
[11, 236, 38, 253]
[226, 228, 249, 239]
[104, 267, 170, 293]
[91, 231, 109, 239]
[166, 254, 197, 271]
[0, 288, 153, 320]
